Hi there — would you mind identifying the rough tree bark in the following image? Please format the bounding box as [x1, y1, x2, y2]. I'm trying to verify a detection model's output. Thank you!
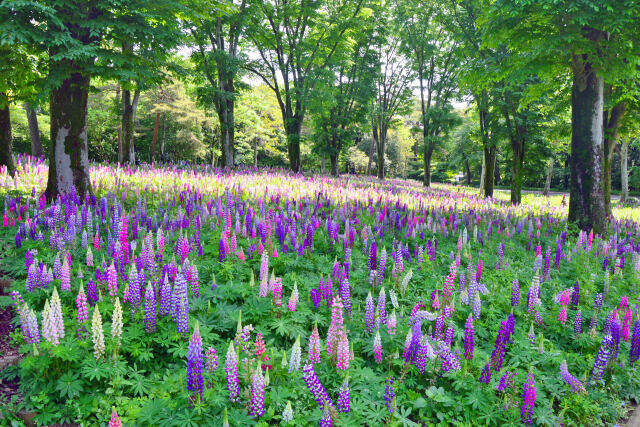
[602, 99, 626, 215]
[45, 69, 92, 200]
[567, 52, 606, 234]
[24, 102, 44, 157]
[479, 151, 485, 196]
[620, 138, 629, 205]
[376, 124, 387, 180]
[151, 111, 160, 164]
[543, 158, 553, 196]
[0, 94, 16, 176]
[483, 145, 496, 198]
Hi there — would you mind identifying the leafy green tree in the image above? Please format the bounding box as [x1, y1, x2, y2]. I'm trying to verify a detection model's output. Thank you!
[245, 0, 366, 172]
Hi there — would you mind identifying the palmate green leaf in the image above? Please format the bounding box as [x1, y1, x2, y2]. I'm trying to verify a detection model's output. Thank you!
[55, 372, 83, 399]
[80, 357, 110, 381]
[463, 388, 487, 411]
[394, 406, 420, 427]
[137, 398, 172, 425]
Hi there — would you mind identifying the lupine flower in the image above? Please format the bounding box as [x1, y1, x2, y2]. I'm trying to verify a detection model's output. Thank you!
[327, 297, 344, 357]
[560, 360, 585, 393]
[437, 341, 461, 372]
[520, 371, 536, 425]
[320, 402, 332, 427]
[109, 407, 122, 427]
[225, 342, 240, 402]
[378, 287, 387, 326]
[87, 279, 98, 307]
[464, 314, 474, 360]
[159, 274, 171, 316]
[50, 288, 64, 340]
[205, 347, 218, 373]
[187, 322, 204, 397]
[384, 377, 395, 413]
[178, 296, 189, 336]
[111, 297, 123, 344]
[309, 323, 321, 364]
[254, 332, 266, 360]
[337, 332, 349, 370]
[302, 362, 333, 408]
[144, 282, 156, 332]
[497, 371, 517, 391]
[630, 320, 640, 364]
[92, 306, 105, 359]
[107, 263, 118, 297]
[337, 376, 350, 413]
[622, 309, 632, 342]
[282, 401, 293, 423]
[250, 362, 266, 418]
[373, 330, 382, 363]
[611, 318, 621, 360]
[60, 257, 71, 291]
[289, 335, 301, 372]
[25, 306, 40, 344]
[77, 285, 88, 324]
[444, 323, 454, 347]
[288, 282, 299, 311]
[387, 310, 396, 336]
[574, 310, 583, 336]
[479, 362, 491, 384]
[590, 334, 613, 383]
[511, 278, 520, 306]
[365, 292, 375, 334]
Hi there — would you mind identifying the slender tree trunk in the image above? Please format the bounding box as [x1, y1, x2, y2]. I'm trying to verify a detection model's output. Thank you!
[465, 160, 471, 185]
[24, 102, 44, 157]
[479, 151, 485, 196]
[376, 124, 386, 180]
[510, 132, 525, 205]
[602, 101, 626, 214]
[568, 53, 606, 234]
[151, 111, 160, 164]
[543, 158, 553, 196]
[367, 123, 377, 176]
[423, 143, 434, 187]
[45, 70, 92, 200]
[0, 94, 16, 176]
[483, 145, 496, 198]
[116, 85, 122, 164]
[160, 112, 166, 161]
[253, 137, 258, 167]
[121, 87, 133, 165]
[620, 138, 629, 205]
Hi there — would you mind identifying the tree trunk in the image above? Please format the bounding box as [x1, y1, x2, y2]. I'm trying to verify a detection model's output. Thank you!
[483, 145, 496, 198]
[0, 94, 16, 177]
[116, 85, 122, 164]
[423, 144, 434, 187]
[285, 117, 302, 173]
[45, 71, 92, 200]
[602, 100, 626, 215]
[24, 102, 44, 157]
[329, 152, 339, 177]
[376, 125, 386, 180]
[160, 112, 166, 161]
[510, 132, 525, 205]
[479, 151, 485, 196]
[367, 128, 377, 176]
[218, 78, 235, 168]
[620, 138, 629, 205]
[121, 87, 134, 165]
[253, 137, 258, 167]
[151, 111, 160, 164]
[130, 89, 140, 164]
[543, 158, 553, 196]
[568, 54, 606, 234]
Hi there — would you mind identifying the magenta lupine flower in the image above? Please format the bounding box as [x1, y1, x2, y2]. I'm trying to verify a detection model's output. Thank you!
[309, 323, 321, 364]
[384, 377, 395, 414]
[187, 322, 204, 397]
[107, 263, 118, 297]
[520, 371, 536, 425]
[590, 334, 613, 383]
[464, 314, 474, 360]
[475, 259, 483, 282]
[337, 332, 349, 370]
[302, 362, 333, 408]
[337, 376, 350, 413]
[205, 347, 218, 372]
[622, 309, 632, 342]
[432, 290, 440, 310]
[497, 371, 517, 391]
[511, 278, 520, 306]
[630, 320, 640, 364]
[77, 285, 88, 324]
[145, 282, 156, 332]
[327, 297, 344, 357]
[225, 342, 240, 402]
[365, 292, 375, 334]
[250, 362, 266, 418]
[560, 360, 585, 393]
[288, 282, 299, 311]
[373, 330, 382, 363]
[479, 363, 491, 384]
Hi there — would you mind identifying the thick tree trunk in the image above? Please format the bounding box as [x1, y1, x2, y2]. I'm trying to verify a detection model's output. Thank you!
[423, 144, 433, 187]
[483, 145, 496, 198]
[285, 117, 302, 173]
[0, 95, 16, 177]
[620, 138, 629, 205]
[45, 71, 92, 200]
[151, 111, 160, 164]
[24, 102, 44, 157]
[568, 55, 606, 234]
[121, 87, 134, 165]
[602, 101, 626, 215]
[465, 160, 471, 185]
[217, 78, 235, 168]
[543, 158, 553, 196]
[329, 152, 339, 177]
[510, 133, 525, 205]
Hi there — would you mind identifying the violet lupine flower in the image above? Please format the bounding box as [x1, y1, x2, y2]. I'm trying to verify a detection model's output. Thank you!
[320, 403, 332, 427]
[630, 320, 640, 364]
[187, 322, 204, 397]
[373, 330, 382, 363]
[309, 323, 321, 364]
[437, 341, 461, 372]
[225, 342, 240, 402]
[571, 281, 580, 308]
[574, 310, 583, 336]
[177, 296, 189, 336]
[384, 377, 395, 414]
[87, 278, 98, 307]
[560, 360, 585, 393]
[250, 362, 266, 418]
[444, 323, 454, 347]
[76, 284, 89, 324]
[302, 362, 333, 408]
[340, 275, 352, 315]
[144, 282, 156, 333]
[611, 318, 621, 360]
[205, 347, 218, 372]
[511, 278, 520, 306]
[490, 321, 508, 373]
[129, 264, 140, 309]
[590, 334, 613, 384]
[377, 287, 387, 326]
[472, 292, 482, 320]
[520, 371, 536, 425]
[337, 376, 350, 413]
[364, 292, 375, 334]
[159, 274, 171, 316]
[369, 241, 377, 272]
[377, 246, 386, 284]
[464, 314, 474, 360]
[25, 307, 40, 344]
[479, 363, 491, 384]
[497, 371, 517, 391]
[434, 314, 444, 340]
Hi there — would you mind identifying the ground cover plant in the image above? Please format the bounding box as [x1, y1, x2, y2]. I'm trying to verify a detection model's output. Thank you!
[1, 157, 640, 426]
